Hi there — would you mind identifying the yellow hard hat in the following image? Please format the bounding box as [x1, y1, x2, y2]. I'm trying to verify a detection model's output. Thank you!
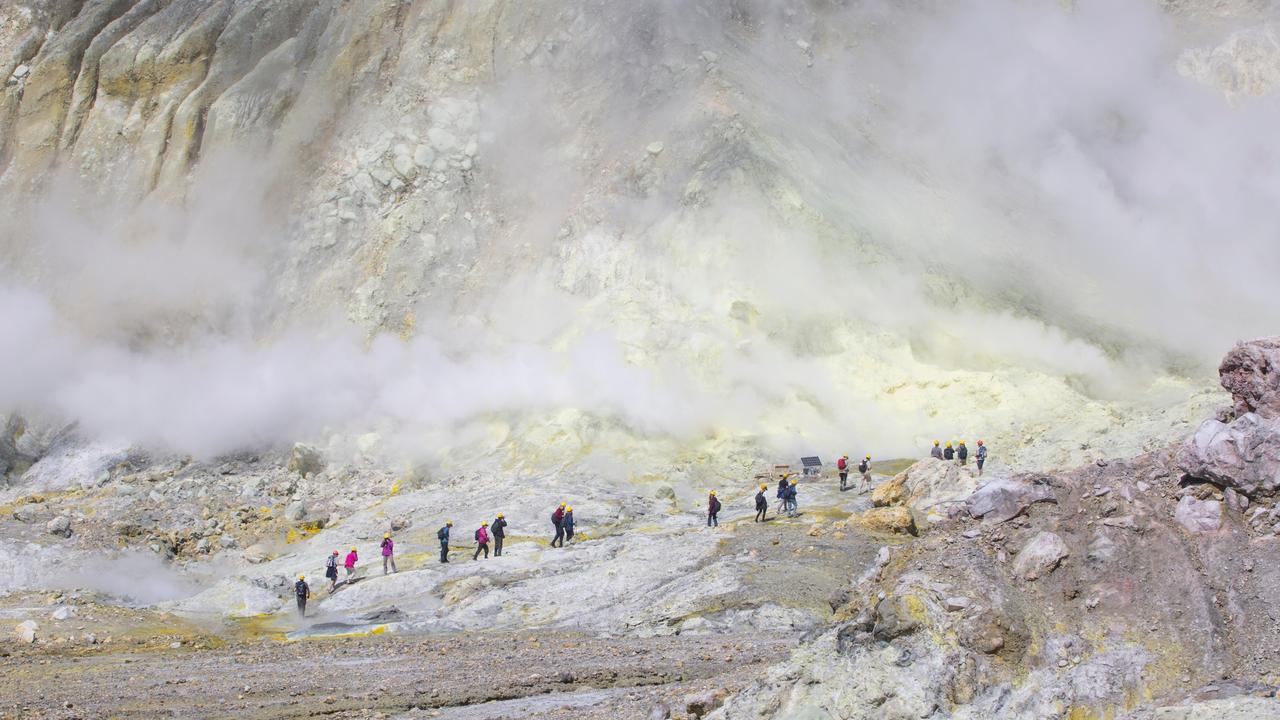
[790, 478, 798, 485]
[446, 520, 453, 526]
[946, 442, 952, 447]
[482, 521, 488, 526]
[350, 546, 357, 552]
[842, 454, 848, 459]
[497, 512, 504, 518]
[384, 533, 390, 539]
[933, 440, 939, 445]
[865, 454, 871, 459]
[559, 502, 566, 507]
[760, 483, 767, 490]
[566, 506, 573, 512]
[960, 440, 966, 444]
[298, 574, 305, 580]
[710, 490, 716, 495]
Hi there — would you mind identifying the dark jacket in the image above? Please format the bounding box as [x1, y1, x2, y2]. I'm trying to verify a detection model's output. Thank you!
[784, 484, 797, 500]
[708, 496, 721, 515]
[563, 511, 575, 530]
[958, 445, 969, 460]
[943, 447, 955, 460]
[295, 580, 309, 598]
[931, 446, 943, 459]
[552, 507, 565, 525]
[776, 479, 787, 499]
[977, 445, 988, 461]
[755, 491, 767, 510]
[858, 460, 869, 474]
[437, 525, 451, 543]
[492, 517, 507, 538]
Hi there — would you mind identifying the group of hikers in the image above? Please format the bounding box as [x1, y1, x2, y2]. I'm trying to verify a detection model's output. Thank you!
[293, 503, 581, 615]
[930, 439, 988, 475]
[294, 440, 995, 615]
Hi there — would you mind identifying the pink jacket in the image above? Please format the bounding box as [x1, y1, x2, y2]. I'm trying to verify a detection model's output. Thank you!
[476, 526, 490, 544]
[381, 538, 394, 557]
[344, 551, 358, 569]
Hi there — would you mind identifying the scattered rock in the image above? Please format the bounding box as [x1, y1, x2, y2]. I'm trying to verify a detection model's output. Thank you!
[50, 606, 75, 621]
[15, 620, 37, 643]
[945, 596, 971, 611]
[1013, 531, 1069, 580]
[243, 544, 270, 564]
[46, 515, 72, 538]
[647, 702, 672, 720]
[966, 477, 1056, 523]
[851, 507, 918, 536]
[1178, 413, 1280, 497]
[1217, 337, 1280, 419]
[284, 502, 308, 523]
[684, 688, 727, 717]
[1175, 496, 1223, 535]
[646, 141, 665, 155]
[287, 443, 325, 477]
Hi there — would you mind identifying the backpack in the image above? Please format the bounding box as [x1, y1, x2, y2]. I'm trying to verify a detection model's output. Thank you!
[858, 461, 868, 473]
[437, 527, 447, 540]
[837, 458, 847, 471]
[474, 528, 482, 542]
[710, 497, 721, 513]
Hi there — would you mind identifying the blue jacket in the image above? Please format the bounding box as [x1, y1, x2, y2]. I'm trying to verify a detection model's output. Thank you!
[437, 525, 450, 543]
[563, 511, 575, 530]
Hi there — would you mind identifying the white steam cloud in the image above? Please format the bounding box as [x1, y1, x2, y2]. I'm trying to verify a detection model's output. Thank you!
[1, 0, 1277, 467]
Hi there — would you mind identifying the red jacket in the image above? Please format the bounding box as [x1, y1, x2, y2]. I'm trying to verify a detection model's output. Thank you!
[552, 507, 565, 524]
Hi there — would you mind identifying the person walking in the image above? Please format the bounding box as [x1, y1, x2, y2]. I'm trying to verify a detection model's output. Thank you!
[976, 440, 988, 476]
[563, 506, 576, 542]
[858, 455, 872, 493]
[325, 550, 339, 591]
[776, 476, 788, 508]
[344, 547, 358, 579]
[492, 513, 507, 556]
[754, 483, 768, 522]
[551, 503, 566, 548]
[295, 574, 310, 616]
[837, 455, 850, 490]
[473, 521, 491, 560]
[707, 491, 721, 527]
[957, 441, 969, 466]
[931, 440, 943, 460]
[381, 533, 398, 574]
[786, 478, 799, 517]
[437, 520, 452, 563]
[943, 442, 955, 461]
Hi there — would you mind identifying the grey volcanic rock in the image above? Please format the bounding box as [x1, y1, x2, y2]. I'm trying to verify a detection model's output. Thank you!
[966, 477, 1057, 523]
[1179, 413, 1280, 497]
[1180, 338, 1280, 497]
[1219, 337, 1280, 419]
[1012, 530, 1069, 580]
[1175, 495, 1223, 534]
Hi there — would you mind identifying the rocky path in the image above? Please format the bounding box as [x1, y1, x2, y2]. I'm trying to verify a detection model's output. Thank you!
[3, 629, 791, 719]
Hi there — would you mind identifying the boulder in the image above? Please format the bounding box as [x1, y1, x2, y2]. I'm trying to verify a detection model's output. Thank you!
[51, 606, 76, 621]
[851, 507, 918, 536]
[684, 689, 727, 717]
[872, 475, 907, 507]
[45, 515, 72, 537]
[284, 501, 307, 523]
[967, 477, 1056, 523]
[1178, 413, 1280, 497]
[1218, 337, 1280, 419]
[12, 504, 38, 523]
[287, 443, 325, 477]
[872, 594, 928, 641]
[1174, 496, 1223, 535]
[14, 620, 37, 643]
[242, 544, 270, 564]
[1012, 531, 1069, 580]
